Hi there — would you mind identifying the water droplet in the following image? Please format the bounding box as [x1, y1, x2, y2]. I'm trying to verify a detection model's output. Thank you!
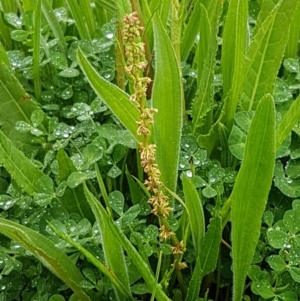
[185, 170, 193, 178]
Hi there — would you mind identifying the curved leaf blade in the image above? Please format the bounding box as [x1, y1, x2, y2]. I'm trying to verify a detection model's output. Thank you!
[276, 94, 300, 150]
[0, 62, 44, 150]
[0, 218, 91, 301]
[83, 183, 131, 300]
[182, 174, 205, 257]
[83, 184, 171, 301]
[0, 130, 44, 195]
[231, 95, 275, 301]
[241, 0, 298, 110]
[221, 0, 248, 128]
[77, 49, 141, 142]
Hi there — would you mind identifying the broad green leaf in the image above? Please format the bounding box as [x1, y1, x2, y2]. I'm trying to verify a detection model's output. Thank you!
[41, 0, 67, 54]
[83, 184, 131, 301]
[66, 0, 91, 41]
[77, 48, 141, 142]
[0, 218, 91, 301]
[276, 94, 300, 150]
[184, 256, 202, 301]
[0, 62, 45, 151]
[0, 130, 45, 195]
[182, 175, 205, 257]
[241, 0, 298, 111]
[84, 184, 171, 301]
[152, 13, 182, 193]
[231, 95, 275, 301]
[221, 0, 248, 129]
[57, 149, 94, 220]
[180, 1, 201, 62]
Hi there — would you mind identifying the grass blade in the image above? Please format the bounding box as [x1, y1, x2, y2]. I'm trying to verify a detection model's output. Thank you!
[276, 94, 300, 150]
[33, 0, 42, 101]
[66, 0, 91, 41]
[42, 0, 67, 54]
[0, 218, 91, 301]
[77, 48, 141, 142]
[79, 0, 96, 37]
[83, 184, 131, 301]
[152, 13, 182, 193]
[231, 95, 275, 301]
[0, 130, 44, 195]
[182, 174, 205, 257]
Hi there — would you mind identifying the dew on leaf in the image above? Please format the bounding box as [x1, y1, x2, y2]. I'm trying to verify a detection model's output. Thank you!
[108, 165, 122, 178]
[283, 58, 299, 73]
[15, 121, 31, 133]
[102, 22, 115, 40]
[109, 190, 124, 216]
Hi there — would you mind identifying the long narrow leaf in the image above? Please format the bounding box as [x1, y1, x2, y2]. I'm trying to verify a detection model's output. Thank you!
[0, 62, 44, 150]
[184, 256, 202, 301]
[241, 0, 298, 110]
[152, 13, 182, 193]
[66, 0, 91, 41]
[77, 49, 141, 142]
[182, 174, 205, 257]
[41, 0, 67, 54]
[231, 95, 275, 301]
[276, 94, 300, 150]
[0, 130, 44, 195]
[221, 0, 248, 129]
[180, 1, 201, 62]
[83, 184, 171, 301]
[0, 218, 91, 301]
[200, 211, 222, 276]
[83, 184, 131, 301]
[33, 0, 42, 101]
[48, 222, 132, 300]
[79, 0, 96, 37]
[286, 1, 300, 58]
